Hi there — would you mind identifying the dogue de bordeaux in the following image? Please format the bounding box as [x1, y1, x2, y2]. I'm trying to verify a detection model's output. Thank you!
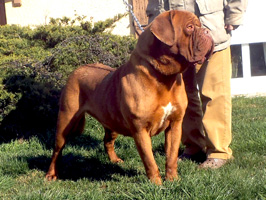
[46, 10, 214, 185]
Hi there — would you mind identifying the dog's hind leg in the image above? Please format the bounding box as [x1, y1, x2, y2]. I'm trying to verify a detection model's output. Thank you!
[46, 88, 85, 181]
[71, 114, 86, 136]
[104, 128, 123, 163]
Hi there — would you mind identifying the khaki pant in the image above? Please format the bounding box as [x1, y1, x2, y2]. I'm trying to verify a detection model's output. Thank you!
[182, 47, 233, 159]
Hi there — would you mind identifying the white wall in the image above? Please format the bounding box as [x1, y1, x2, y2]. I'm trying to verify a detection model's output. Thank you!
[230, 0, 266, 96]
[231, 0, 266, 44]
[5, 0, 131, 36]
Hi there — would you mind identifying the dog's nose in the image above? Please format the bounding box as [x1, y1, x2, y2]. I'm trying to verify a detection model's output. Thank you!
[203, 28, 212, 39]
[204, 28, 210, 35]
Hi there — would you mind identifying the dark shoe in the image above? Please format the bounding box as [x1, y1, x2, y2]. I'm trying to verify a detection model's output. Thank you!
[198, 158, 230, 169]
[178, 151, 206, 163]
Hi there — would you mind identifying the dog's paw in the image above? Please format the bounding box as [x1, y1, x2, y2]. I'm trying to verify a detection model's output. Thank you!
[111, 157, 124, 163]
[165, 174, 178, 182]
[45, 173, 58, 181]
[150, 176, 162, 185]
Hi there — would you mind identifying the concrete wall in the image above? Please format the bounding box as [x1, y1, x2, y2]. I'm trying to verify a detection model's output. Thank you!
[4, 0, 131, 36]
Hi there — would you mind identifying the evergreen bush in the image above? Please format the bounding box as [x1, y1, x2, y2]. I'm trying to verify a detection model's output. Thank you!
[0, 16, 136, 143]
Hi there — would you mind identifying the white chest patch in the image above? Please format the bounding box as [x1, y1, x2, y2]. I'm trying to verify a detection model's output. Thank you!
[159, 102, 176, 128]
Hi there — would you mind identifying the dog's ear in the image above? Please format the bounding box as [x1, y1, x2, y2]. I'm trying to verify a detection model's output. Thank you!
[150, 11, 176, 46]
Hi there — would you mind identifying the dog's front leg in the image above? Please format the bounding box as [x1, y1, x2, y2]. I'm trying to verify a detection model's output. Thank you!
[164, 121, 182, 181]
[133, 131, 162, 185]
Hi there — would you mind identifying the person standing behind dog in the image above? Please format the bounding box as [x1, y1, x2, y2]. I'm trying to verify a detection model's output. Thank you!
[146, 0, 247, 168]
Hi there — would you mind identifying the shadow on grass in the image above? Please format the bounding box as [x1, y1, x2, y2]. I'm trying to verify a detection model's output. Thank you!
[27, 154, 138, 181]
[152, 137, 185, 157]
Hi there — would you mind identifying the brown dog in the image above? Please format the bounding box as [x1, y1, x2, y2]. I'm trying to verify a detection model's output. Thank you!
[46, 10, 213, 185]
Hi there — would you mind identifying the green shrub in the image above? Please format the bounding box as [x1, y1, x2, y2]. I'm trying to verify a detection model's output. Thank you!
[49, 34, 136, 77]
[0, 16, 136, 143]
[0, 63, 63, 141]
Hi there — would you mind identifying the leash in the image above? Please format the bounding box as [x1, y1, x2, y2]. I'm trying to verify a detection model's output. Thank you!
[122, 0, 145, 33]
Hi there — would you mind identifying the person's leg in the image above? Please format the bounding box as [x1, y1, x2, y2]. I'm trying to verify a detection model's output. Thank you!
[181, 66, 206, 160]
[196, 48, 233, 167]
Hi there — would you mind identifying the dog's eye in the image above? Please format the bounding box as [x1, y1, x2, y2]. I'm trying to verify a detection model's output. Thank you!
[184, 24, 194, 35]
[186, 24, 194, 32]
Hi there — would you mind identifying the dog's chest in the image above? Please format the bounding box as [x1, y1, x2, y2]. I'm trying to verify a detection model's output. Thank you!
[159, 102, 176, 128]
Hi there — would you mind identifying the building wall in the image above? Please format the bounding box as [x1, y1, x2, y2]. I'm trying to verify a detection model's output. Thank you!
[231, 0, 266, 45]
[4, 0, 131, 36]
[230, 0, 266, 96]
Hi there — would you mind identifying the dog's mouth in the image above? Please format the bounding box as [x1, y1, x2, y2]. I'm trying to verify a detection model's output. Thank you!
[191, 55, 207, 66]
[194, 40, 214, 65]
[190, 28, 214, 65]
[196, 57, 206, 65]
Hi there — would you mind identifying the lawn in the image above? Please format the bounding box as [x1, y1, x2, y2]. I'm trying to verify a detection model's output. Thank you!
[0, 96, 265, 200]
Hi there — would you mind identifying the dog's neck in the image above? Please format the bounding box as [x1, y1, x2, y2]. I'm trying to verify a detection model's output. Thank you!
[135, 30, 189, 76]
[128, 49, 182, 91]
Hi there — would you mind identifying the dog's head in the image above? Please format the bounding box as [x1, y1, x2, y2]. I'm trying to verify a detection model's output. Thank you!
[137, 10, 214, 75]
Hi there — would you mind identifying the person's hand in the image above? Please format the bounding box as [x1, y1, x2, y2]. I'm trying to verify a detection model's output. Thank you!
[225, 24, 239, 31]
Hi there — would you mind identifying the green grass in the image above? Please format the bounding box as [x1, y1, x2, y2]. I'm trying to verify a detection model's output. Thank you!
[0, 97, 266, 199]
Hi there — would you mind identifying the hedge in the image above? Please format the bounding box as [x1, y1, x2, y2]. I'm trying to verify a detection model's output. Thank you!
[0, 16, 136, 144]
